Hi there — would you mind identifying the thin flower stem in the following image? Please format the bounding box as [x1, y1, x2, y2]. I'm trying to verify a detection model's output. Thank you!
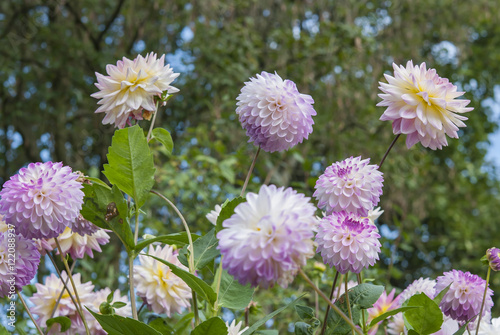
[150, 189, 199, 325]
[47, 254, 75, 320]
[299, 269, 363, 335]
[134, 205, 140, 244]
[345, 275, 355, 335]
[138, 302, 146, 315]
[357, 273, 367, 334]
[54, 238, 91, 335]
[146, 100, 160, 142]
[213, 257, 224, 313]
[379, 134, 401, 169]
[240, 147, 261, 197]
[320, 271, 340, 335]
[16, 288, 44, 335]
[129, 256, 139, 320]
[475, 266, 491, 335]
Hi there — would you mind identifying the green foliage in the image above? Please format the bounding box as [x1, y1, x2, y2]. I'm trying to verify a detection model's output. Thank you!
[294, 305, 321, 335]
[192, 317, 228, 335]
[151, 128, 174, 155]
[212, 268, 254, 310]
[46, 316, 72, 332]
[403, 293, 444, 335]
[368, 306, 418, 328]
[134, 232, 200, 252]
[103, 125, 156, 208]
[178, 228, 220, 270]
[86, 309, 162, 335]
[215, 196, 246, 233]
[142, 254, 217, 305]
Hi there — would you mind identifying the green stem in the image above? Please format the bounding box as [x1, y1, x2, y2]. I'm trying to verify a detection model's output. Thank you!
[475, 267, 491, 335]
[54, 238, 91, 335]
[16, 289, 44, 335]
[146, 100, 160, 142]
[320, 271, 340, 335]
[47, 253, 75, 320]
[345, 275, 355, 335]
[129, 255, 139, 320]
[213, 257, 224, 313]
[357, 273, 367, 334]
[150, 189, 198, 325]
[240, 146, 261, 197]
[299, 269, 363, 335]
[379, 134, 400, 169]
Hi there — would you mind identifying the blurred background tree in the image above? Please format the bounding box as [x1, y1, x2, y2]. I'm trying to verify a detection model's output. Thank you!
[1, 0, 500, 333]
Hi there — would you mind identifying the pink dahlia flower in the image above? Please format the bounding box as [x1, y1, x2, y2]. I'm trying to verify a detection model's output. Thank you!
[0, 231, 40, 297]
[314, 156, 384, 217]
[46, 227, 110, 259]
[368, 288, 398, 334]
[91, 52, 179, 128]
[236, 71, 316, 152]
[0, 162, 84, 239]
[436, 270, 493, 323]
[378, 61, 473, 150]
[486, 247, 500, 272]
[217, 184, 318, 288]
[315, 211, 381, 274]
[397, 277, 437, 304]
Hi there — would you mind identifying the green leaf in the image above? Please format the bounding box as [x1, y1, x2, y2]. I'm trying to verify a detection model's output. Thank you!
[173, 313, 194, 333]
[179, 229, 220, 270]
[112, 302, 127, 309]
[453, 322, 469, 335]
[241, 295, 305, 335]
[368, 306, 419, 328]
[216, 197, 246, 233]
[86, 309, 162, 335]
[151, 128, 174, 154]
[143, 254, 217, 305]
[81, 183, 134, 252]
[103, 125, 155, 208]
[433, 283, 451, 305]
[192, 317, 228, 335]
[327, 302, 361, 335]
[294, 322, 315, 335]
[295, 305, 316, 321]
[403, 293, 443, 335]
[212, 268, 254, 310]
[346, 284, 384, 309]
[256, 331, 279, 335]
[148, 318, 174, 335]
[135, 232, 200, 252]
[46, 316, 71, 332]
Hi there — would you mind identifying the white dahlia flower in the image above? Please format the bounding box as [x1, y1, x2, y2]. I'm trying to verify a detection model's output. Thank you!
[378, 61, 473, 150]
[91, 52, 179, 128]
[47, 227, 110, 259]
[217, 184, 318, 288]
[134, 245, 191, 316]
[83, 288, 132, 335]
[236, 71, 316, 152]
[226, 320, 249, 335]
[206, 204, 222, 225]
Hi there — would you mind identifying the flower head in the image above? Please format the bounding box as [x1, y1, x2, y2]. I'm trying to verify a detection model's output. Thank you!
[206, 204, 222, 225]
[46, 227, 110, 259]
[314, 156, 384, 217]
[436, 270, 493, 323]
[378, 61, 473, 150]
[397, 277, 437, 305]
[236, 71, 316, 152]
[368, 289, 398, 334]
[30, 272, 94, 328]
[0, 162, 84, 239]
[366, 207, 384, 226]
[315, 211, 381, 274]
[84, 288, 132, 335]
[226, 320, 249, 335]
[486, 248, 500, 272]
[0, 231, 40, 297]
[134, 245, 191, 316]
[70, 214, 99, 236]
[91, 52, 179, 128]
[217, 184, 318, 288]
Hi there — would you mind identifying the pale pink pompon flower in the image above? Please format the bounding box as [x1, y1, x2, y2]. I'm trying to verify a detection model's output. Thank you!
[378, 61, 473, 150]
[217, 184, 318, 288]
[315, 211, 381, 274]
[91, 52, 179, 128]
[236, 71, 316, 152]
[0, 162, 84, 239]
[314, 156, 384, 217]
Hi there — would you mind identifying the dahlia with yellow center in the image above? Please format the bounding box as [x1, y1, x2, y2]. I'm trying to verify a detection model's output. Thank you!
[378, 61, 473, 150]
[134, 245, 191, 316]
[367, 288, 398, 334]
[45, 226, 110, 259]
[91, 52, 179, 128]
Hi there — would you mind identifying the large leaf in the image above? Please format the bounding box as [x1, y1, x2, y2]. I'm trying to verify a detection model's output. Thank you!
[103, 125, 155, 208]
[81, 183, 134, 252]
[179, 229, 220, 270]
[148, 318, 174, 335]
[46, 316, 71, 332]
[143, 254, 217, 305]
[327, 302, 361, 335]
[242, 295, 305, 335]
[216, 197, 246, 233]
[212, 268, 254, 310]
[340, 284, 384, 309]
[192, 317, 228, 335]
[151, 128, 174, 154]
[135, 232, 200, 252]
[86, 309, 162, 335]
[403, 293, 443, 335]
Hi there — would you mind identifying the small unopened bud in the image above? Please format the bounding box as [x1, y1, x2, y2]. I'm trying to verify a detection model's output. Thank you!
[486, 248, 500, 271]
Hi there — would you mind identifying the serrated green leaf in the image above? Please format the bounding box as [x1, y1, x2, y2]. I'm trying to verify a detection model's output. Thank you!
[179, 229, 220, 270]
[135, 232, 200, 252]
[151, 128, 174, 154]
[192, 317, 228, 335]
[327, 302, 361, 335]
[368, 306, 419, 328]
[212, 268, 254, 310]
[295, 305, 316, 321]
[81, 183, 134, 252]
[46, 316, 71, 332]
[403, 293, 443, 335]
[86, 309, 162, 335]
[242, 295, 305, 335]
[143, 254, 217, 305]
[216, 197, 246, 233]
[338, 284, 384, 309]
[294, 322, 314, 335]
[103, 125, 155, 208]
